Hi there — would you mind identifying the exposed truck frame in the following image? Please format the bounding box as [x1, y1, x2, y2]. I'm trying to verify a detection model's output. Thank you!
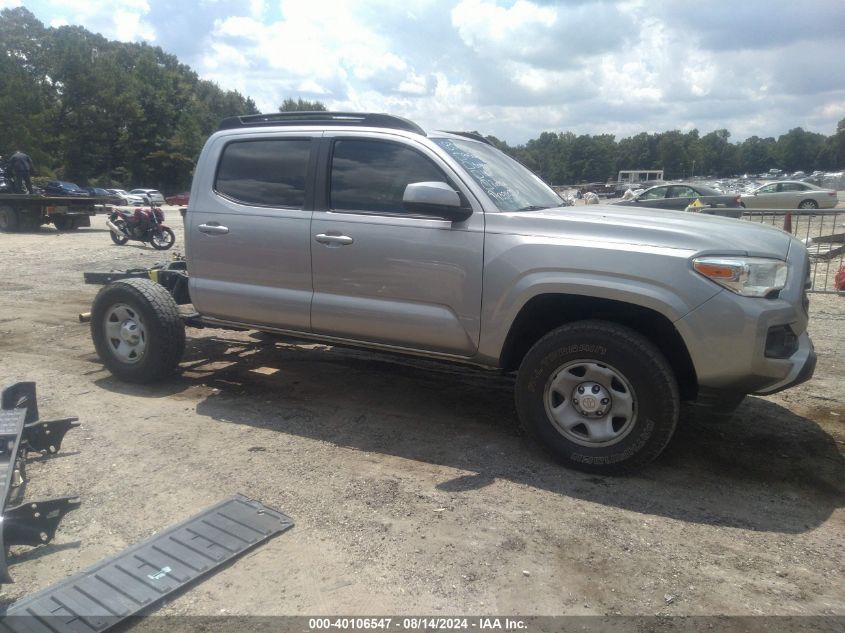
[0, 193, 106, 232]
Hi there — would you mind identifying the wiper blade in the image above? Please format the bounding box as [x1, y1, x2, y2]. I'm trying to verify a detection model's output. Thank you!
[515, 205, 549, 211]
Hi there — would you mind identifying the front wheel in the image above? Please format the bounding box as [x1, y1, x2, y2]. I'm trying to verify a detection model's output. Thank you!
[798, 199, 818, 210]
[90, 278, 186, 383]
[515, 320, 679, 474]
[150, 226, 175, 250]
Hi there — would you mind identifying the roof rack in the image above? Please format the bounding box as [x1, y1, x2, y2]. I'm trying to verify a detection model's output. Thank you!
[218, 112, 426, 135]
[441, 131, 492, 145]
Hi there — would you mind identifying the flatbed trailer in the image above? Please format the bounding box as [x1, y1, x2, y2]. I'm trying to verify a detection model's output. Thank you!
[0, 193, 109, 232]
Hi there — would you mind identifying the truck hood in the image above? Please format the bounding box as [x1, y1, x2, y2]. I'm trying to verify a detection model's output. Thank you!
[502, 204, 792, 259]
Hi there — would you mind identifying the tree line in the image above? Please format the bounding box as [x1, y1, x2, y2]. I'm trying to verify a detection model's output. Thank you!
[492, 122, 845, 186]
[0, 7, 258, 193]
[2, 7, 844, 193]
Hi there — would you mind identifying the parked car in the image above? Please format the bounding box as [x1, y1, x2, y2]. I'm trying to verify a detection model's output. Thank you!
[165, 192, 190, 206]
[82, 187, 114, 198]
[129, 188, 165, 205]
[611, 180, 663, 198]
[612, 183, 743, 217]
[86, 111, 816, 474]
[107, 189, 145, 206]
[740, 181, 838, 210]
[41, 181, 88, 196]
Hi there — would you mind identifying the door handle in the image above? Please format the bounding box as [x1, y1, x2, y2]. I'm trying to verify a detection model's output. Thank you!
[315, 233, 353, 246]
[198, 223, 229, 235]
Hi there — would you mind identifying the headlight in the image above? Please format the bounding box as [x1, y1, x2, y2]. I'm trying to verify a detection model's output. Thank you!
[693, 256, 788, 297]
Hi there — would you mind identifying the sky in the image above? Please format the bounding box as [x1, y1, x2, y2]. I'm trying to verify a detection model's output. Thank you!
[5, 0, 845, 144]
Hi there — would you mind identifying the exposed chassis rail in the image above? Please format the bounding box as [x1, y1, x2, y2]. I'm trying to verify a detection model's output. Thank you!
[83, 259, 191, 306]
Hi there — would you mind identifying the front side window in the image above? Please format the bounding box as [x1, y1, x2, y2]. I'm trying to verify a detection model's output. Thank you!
[669, 186, 696, 198]
[758, 184, 777, 194]
[215, 139, 311, 208]
[639, 187, 667, 200]
[330, 139, 447, 213]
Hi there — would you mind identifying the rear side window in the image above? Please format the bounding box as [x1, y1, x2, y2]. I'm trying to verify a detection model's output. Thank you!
[331, 139, 446, 213]
[780, 183, 805, 192]
[215, 139, 311, 208]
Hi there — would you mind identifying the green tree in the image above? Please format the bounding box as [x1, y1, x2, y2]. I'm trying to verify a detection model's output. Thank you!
[279, 98, 327, 112]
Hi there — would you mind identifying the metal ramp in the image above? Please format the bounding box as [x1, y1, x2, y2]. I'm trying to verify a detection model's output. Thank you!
[1, 382, 81, 584]
[1, 495, 293, 631]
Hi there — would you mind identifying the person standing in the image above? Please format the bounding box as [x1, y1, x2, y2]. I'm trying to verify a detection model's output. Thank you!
[9, 150, 34, 194]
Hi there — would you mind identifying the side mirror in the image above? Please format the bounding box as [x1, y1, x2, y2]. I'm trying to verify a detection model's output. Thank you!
[403, 182, 472, 222]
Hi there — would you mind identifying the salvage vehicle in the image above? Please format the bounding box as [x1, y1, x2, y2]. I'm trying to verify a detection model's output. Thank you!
[129, 188, 166, 205]
[165, 191, 190, 206]
[40, 180, 89, 197]
[85, 112, 816, 473]
[613, 183, 744, 217]
[741, 180, 838, 210]
[107, 188, 145, 206]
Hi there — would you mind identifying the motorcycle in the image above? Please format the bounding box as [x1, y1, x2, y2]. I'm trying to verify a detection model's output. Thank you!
[107, 205, 175, 250]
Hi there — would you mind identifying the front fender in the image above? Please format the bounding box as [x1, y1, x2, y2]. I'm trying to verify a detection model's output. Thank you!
[475, 236, 721, 365]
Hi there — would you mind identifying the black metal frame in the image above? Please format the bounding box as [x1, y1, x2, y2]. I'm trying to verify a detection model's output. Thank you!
[1, 382, 80, 583]
[218, 111, 426, 136]
[84, 259, 191, 305]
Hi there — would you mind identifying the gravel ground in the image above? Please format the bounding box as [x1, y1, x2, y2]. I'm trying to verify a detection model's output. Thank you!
[0, 211, 843, 619]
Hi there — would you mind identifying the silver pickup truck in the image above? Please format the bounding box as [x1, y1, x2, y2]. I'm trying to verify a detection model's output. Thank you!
[88, 112, 816, 473]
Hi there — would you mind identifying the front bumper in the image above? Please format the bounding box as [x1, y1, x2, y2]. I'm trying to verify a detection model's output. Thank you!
[674, 239, 820, 397]
[752, 332, 816, 395]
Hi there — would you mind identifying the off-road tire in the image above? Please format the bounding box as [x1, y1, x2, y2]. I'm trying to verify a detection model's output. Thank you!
[515, 320, 679, 474]
[0, 206, 19, 232]
[91, 278, 185, 383]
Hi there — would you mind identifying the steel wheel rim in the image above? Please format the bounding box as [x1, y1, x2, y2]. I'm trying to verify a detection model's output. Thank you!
[543, 359, 637, 447]
[104, 303, 147, 364]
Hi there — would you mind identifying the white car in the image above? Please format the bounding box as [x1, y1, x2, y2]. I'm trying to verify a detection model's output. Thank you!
[740, 180, 838, 210]
[107, 189, 144, 206]
[129, 188, 166, 205]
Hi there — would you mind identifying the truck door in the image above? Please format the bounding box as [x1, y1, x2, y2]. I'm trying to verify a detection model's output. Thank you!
[186, 134, 318, 330]
[310, 135, 484, 357]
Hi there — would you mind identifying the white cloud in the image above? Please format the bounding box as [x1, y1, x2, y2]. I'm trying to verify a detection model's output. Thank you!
[15, 0, 845, 144]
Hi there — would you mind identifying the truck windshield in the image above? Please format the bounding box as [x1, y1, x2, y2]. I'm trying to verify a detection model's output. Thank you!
[432, 137, 563, 212]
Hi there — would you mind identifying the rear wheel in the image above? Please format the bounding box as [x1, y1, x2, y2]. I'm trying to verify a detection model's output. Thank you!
[109, 219, 129, 245]
[0, 206, 19, 232]
[516, 320, 679, 474]
[90, 278, 186, 383]
[798, 199, 818, 210]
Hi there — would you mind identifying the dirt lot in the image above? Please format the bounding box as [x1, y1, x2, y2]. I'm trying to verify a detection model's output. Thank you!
[0, 212, 843, 618]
